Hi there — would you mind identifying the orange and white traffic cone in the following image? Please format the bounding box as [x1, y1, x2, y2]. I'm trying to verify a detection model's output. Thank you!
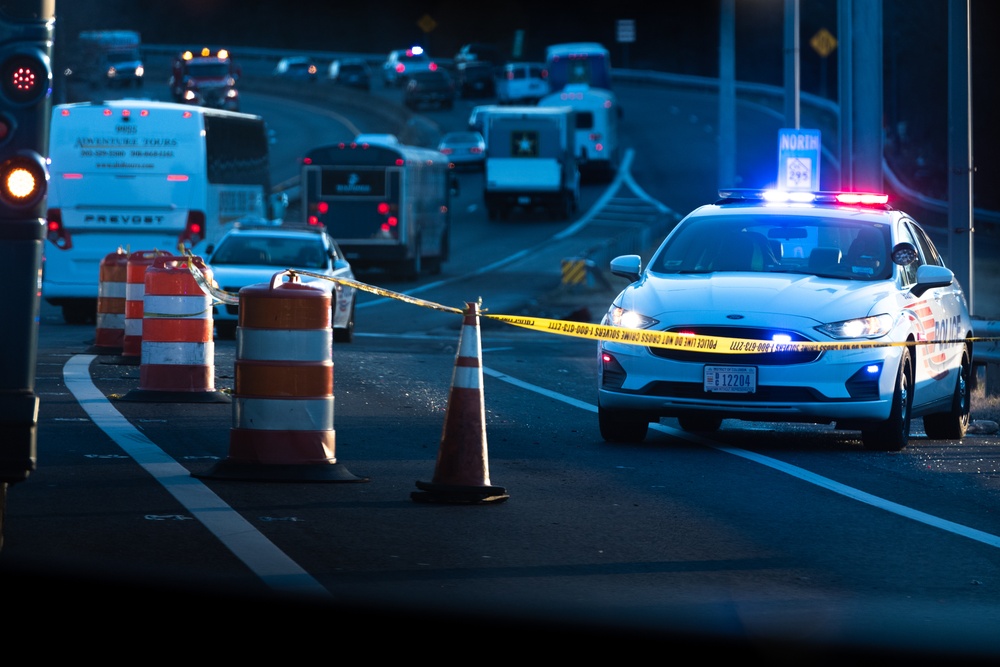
[412, 301, 508, 504]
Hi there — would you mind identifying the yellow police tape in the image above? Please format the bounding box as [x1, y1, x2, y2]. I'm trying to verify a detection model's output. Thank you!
[183, 254, 996, 355]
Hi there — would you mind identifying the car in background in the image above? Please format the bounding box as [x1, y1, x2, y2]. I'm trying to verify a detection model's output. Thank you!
[437, 130, 486, 170]
[204, 222, 356, 342]
[455, 61, 496, 98]
[327, 58, 372, 91]
[272, 56, 318, 81]
[597, 189, 974, 452]
[495, 61, 549, 104]
[353, 133, 399, 146]
[454, 42, 503, 68]
[382, 46, 436, 87]
[403, 69, 455, 110]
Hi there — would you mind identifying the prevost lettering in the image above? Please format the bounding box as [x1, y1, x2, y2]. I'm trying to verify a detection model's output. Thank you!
[83, 213, 166, 225]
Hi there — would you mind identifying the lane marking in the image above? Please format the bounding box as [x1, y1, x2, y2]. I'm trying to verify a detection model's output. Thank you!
[63, 354, 333, 599]
[481, 366, 1000, 550]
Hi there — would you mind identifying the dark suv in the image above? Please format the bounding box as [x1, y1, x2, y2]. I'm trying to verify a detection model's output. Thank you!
[404, 69, 455, 110]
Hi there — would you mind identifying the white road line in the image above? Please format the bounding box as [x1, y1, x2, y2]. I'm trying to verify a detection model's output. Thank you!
[63, 354, 333, 599]
[482, 366, 1000, 550]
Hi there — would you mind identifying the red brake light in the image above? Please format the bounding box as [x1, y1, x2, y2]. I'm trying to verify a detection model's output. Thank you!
[46, 208, 72, 249]
[179, 210, 206, 247]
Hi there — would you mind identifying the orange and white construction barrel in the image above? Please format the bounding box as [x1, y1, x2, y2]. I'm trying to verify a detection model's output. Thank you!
[194, 271, 365, 482]
[88, 247, 129, 355]
[120, 255, 229, 403]
[116, 249, 172, 366]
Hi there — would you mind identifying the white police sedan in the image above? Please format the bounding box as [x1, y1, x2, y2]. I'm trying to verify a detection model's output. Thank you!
[597, 190, 974, 451]
[205, 222, 356, 342]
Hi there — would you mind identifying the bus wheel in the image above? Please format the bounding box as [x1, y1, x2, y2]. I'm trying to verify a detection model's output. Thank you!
[215, 321, 237, 340]
[63, 300, 96, 325]
[400, 251, 422, 281]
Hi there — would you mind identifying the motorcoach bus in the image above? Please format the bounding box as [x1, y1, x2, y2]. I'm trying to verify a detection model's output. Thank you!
[43, 100, 283, 324]
[301, 138, 451, 278]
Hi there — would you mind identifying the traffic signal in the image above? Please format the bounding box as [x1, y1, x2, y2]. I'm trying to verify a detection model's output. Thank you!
[0, 5, 52, 221]
[0, 2, 53, 489]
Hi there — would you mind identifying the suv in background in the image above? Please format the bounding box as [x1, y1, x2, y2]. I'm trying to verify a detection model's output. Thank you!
[404, 69, 455, 110]
[382, 47, 435, 87]
[273, 56, 318, 81]
[327, 58, 372, 91]
[455, 61, 496, 98]
[496, 62, 550, 104]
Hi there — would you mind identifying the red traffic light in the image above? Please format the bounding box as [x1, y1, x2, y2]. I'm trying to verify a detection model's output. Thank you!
[0, 50, 50, 106]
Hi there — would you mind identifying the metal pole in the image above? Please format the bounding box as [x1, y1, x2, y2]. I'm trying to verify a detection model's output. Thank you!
[718, 0, 736, 190]
[838, 0, 853, 190]
[851, 0, 883, 191]
[784, 0, 800, 130]
[948, 0, 974, 313]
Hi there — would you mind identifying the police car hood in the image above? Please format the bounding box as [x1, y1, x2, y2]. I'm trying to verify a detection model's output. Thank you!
[621, 272, 891, 327]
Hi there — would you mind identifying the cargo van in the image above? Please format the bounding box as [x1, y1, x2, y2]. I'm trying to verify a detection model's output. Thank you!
[483, 106, 579, 220]
[539, 84, 621, 179]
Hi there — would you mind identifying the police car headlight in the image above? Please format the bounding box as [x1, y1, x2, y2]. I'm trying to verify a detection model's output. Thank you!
[604, 306, 658, 329]
[816, 314, 894, 339]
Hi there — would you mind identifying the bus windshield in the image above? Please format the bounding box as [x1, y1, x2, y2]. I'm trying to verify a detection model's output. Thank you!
[545, 43, 612, 92]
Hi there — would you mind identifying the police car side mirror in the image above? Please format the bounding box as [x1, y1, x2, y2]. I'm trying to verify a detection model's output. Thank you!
[911, 264, 955, 297]
[610, 254, 642, 283]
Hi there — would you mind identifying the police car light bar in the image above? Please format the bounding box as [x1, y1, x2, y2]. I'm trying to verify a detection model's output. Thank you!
[717, 189, 890, 207]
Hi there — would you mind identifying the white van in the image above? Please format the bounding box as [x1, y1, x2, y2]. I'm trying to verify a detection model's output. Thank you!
[539, 84, 621, 179]
[495, 62, 550, 105]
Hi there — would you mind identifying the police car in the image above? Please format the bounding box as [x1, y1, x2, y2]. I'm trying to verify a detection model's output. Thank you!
[597, 189, 974, 451]
[205, 222, 356, 342]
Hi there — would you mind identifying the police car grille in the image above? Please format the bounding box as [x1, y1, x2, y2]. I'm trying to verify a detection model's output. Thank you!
[649, 326, 821, 365]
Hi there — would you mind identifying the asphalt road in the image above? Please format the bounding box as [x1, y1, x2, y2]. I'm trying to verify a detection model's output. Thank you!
[3, 62, 1000, 664]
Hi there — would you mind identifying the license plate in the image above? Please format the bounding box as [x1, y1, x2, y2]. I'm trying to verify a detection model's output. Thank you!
[704, 365, 756, 393]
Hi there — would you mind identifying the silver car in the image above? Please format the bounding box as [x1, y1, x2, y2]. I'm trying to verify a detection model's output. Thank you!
[205, 222, 356, 342]
[598, 189, 974, 451]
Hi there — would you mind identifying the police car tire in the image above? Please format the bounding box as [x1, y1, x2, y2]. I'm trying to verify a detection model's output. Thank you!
[862, 349, 913, 452]
[599, 405, 649, 443]
[923, 348, 971, 440]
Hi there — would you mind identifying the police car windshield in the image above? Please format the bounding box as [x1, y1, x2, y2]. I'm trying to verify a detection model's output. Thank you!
[650, 215, 891, 280]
